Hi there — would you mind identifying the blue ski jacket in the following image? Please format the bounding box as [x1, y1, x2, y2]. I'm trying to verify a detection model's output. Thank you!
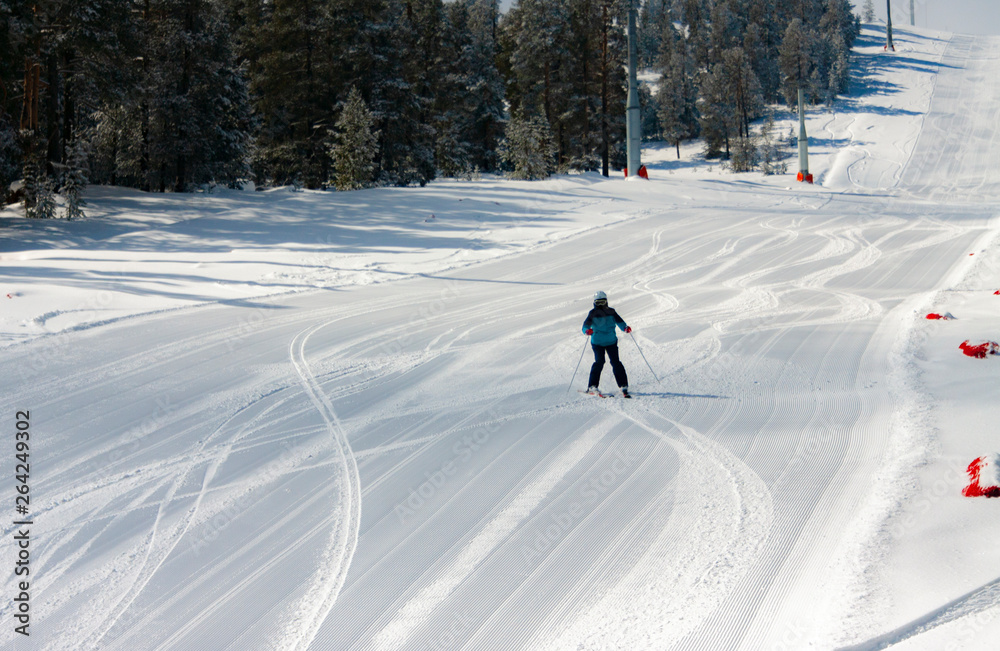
[583, 306, 628, 346]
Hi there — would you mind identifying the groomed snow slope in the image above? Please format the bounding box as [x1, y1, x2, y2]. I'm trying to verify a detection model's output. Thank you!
[3, 26, 1000, 651]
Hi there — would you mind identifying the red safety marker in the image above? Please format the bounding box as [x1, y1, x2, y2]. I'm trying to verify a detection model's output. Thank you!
[960, 340, 1000, 358]
[963, 455, 1000, 498]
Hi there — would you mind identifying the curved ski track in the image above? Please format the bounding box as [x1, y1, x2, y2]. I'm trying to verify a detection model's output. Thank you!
[5, 31, 1000, 651]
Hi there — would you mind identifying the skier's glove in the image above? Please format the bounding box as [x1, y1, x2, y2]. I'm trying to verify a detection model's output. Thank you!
[625, 326, 632, 333]
[585, 329, 593, 335]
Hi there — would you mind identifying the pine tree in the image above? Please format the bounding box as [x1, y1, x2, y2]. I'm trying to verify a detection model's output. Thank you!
[26, 156, 57, 219]
[464, 0, 506, 172]
[392, 0, 445, 185]
[63, 139, 88, 220]
[680, 0, 710, 67]
[596, 0, 628, 175]
[826, 32, 851, 99]
[21, 149, 40, 218]
[251, 0, 339, 188]
[698, 65, 737, 159]
[501, 0, 572, 133]
[779, 18, 815, 106]
[719, 47, 764, 140]
[140, 0, 252, 191]
[637, 0, 667, 68]
[741, 1, 783, 102]
[818, 0, 859, 98]
[862, 0, 876, 22]
[728, 135, 759, 173]
[0, 118, 18, 204]
[699, 47, 762, 159]
[11, 0, 138, 188]
[329, 87, 380, 191]
[431, 1, 481, 178]
[758, 110, 787, 175]
[640, 83, 659, 142]
[35, 177, 57, 219]
[499, 110, 556, 180]
[707, 0, 742, 64]
[656, 26, 699, 158]
[1, 2, 30, 197]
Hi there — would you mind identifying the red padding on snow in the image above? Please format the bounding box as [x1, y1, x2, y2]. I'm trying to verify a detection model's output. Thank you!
[959, 340, 999, 358]
[926, 313, 951, 320]
[963, 456, 1000, 498]
[994, 290, 1000, 295]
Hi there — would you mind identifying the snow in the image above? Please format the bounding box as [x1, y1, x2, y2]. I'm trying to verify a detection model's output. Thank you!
[4, 25, 1000, 650]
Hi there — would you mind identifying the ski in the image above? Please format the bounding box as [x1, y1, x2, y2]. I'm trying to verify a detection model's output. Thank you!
[578, 390, 633, 399]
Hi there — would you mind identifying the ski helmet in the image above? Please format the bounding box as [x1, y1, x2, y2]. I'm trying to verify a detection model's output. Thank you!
[594, 290, 608, 306]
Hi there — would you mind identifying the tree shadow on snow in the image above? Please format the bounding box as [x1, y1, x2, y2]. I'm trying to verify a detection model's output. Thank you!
[631, 390, 729, 400]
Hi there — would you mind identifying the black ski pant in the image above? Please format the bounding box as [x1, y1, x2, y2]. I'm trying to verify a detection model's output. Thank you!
[588, 343, 628, 389]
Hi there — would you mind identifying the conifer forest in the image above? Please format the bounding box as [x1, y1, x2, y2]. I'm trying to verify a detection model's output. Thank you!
[0, 0, 858, 209]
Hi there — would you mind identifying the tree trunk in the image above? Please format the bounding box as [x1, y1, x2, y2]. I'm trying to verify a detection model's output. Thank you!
[600, 3, 609, 176]
[45, 53, 61, 170]
[175, 0, 194, 192]
[63, 51, 76, 149]
[140, 0, 151, 191]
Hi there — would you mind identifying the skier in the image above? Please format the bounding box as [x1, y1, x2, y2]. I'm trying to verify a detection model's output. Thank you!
[582, 291, 632, 398]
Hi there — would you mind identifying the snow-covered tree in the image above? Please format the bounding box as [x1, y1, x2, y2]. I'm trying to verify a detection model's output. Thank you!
[698, 66, 736, 159]
[499, 110, 556, 180]
[329, 87, 380, 191]
[758, 111, 787, 175]
[656, 26, 699, 158]
[249, 0, 339, 187]
[707, 0, 742, 64]
[140, 0, 252, 191]
[499, 0, 628, 175]
[0, 119, 18, 204]
[699, 47, 762, 158]
[464, 0, 506, 172]
[63, 138, 88, 220]
[638, 0, 667, 68]
[0, 2, 29, 195]
[720, 47, 764, 139]
[818, 0, 859, 99]
[779, 18, 815, 106]
[25, 153, 57, 219]
[727, 135, 759, 172]
[862, 0, 876, 22]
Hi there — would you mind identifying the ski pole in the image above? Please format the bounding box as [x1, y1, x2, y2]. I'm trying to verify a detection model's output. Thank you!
[567, 335, 590, 393]
[630, 331, 662, 385]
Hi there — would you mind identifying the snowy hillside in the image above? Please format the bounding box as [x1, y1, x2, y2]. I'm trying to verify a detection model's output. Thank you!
[4, 25, 1000, 650]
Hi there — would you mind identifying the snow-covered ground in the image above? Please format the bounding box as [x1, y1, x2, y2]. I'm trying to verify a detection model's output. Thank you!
[3, 25, 1000, 650]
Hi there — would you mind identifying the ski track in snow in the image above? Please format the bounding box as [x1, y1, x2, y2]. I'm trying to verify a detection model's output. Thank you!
[5, 26, 1000, 651]
[280, 323, 362, 651]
